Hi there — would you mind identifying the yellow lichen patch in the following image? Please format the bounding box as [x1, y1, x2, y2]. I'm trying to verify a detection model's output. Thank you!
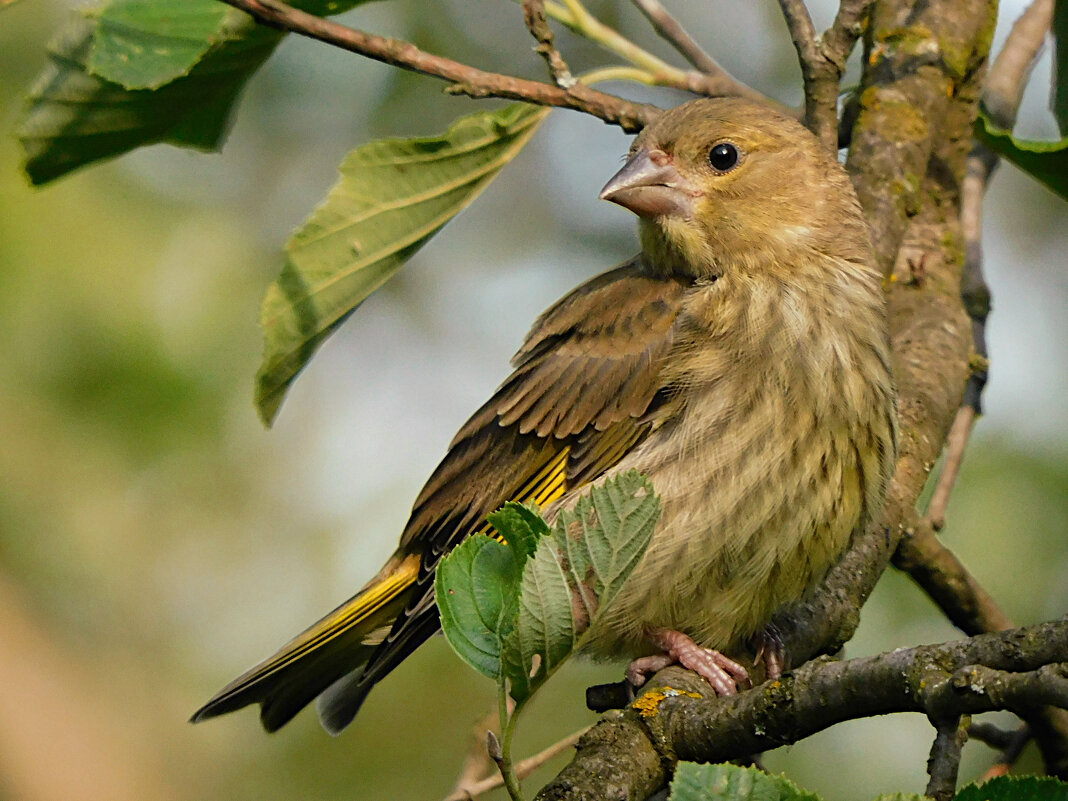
[632, 687, 703, 718]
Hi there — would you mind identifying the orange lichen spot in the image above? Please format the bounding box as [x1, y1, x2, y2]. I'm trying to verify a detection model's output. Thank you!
[632, 686, 703, 718]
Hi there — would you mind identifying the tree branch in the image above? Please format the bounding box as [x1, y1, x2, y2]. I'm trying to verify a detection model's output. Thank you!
[523, 0, 576, 88]
[537, 621, 1068, 800]
[627, 0, 720, 76]
[777, 0, 874, 151]
[218, 0, 659, 131]
[546, 0, 780, 106]
[926, 715, 968, 801]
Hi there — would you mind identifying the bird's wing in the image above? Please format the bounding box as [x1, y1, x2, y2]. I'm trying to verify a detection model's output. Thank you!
[315, 258, 688, 729]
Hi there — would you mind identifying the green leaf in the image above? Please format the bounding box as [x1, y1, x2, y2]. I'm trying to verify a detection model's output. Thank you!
[17, 10, 282, 184]
[435, 535, 522, 680]
[667, 763, 823, 801]
[255, 103, 550, 424]
[954, 776, 1068, 801]
[502, 470, 660, 704]
[871, 795, 929, 801]
[88, 0, 229, 90]
[18, 0, 374, 184]
[975, 112, 1068, 201]
[1054, 0, 1068, 135]
[488, 502, 550, 562]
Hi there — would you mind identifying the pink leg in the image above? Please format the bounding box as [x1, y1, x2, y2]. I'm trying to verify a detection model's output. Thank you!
[753, 625, 786, 681]
[626, 628, 750, 696]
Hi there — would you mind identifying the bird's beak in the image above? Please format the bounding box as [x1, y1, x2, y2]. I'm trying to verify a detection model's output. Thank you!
[599, 148, 697, 219]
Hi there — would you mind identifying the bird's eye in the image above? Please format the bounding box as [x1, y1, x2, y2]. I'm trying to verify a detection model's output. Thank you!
[708, 142, 739, 172]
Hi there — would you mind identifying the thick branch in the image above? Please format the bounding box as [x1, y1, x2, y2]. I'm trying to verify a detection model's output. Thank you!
[218, 0, 658, 131]
[538, 621, 1068, 800]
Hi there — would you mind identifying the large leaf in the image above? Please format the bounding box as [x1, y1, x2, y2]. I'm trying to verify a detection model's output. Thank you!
[255, 103, 550, 424]
[18, 10, 282, 184]
[975, 111, 1068, 201]
[502, 470, 660, 703]
[435, 535, 521, 680]
[1054, 0, 1068, 135]
[435, 502, 549, 679]
[954, 776, 1068, 801]
[18, 0, 373, 184]
[667, 763, 823, 801]
[88, 0, 229, 90]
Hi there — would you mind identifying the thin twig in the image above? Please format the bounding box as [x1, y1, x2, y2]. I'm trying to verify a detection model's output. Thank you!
[628, 0, 718, 75]
[449, 712, 498, 800]
[545, 0, 779, 106]
[926, 715, 968, 801]
[972, 723, 1033, 780]
[523, 0, 575, 87]
[218, 0, 658, 131]
[926, 405, 977, 529]
[444, 727, 590, 801]
[893, 512, 1012, 636]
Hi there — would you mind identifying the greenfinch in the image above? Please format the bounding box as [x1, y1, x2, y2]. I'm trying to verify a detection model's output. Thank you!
[192, 97, 898, 735]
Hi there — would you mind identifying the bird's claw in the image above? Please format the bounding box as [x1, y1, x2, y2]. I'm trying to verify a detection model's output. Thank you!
[753, 624, 786, 681]
[625, 628, 750, 696]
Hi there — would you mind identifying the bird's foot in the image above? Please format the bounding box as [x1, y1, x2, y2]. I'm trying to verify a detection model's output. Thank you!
[753, 624, 786, 681]
[625, 628, 750, 696]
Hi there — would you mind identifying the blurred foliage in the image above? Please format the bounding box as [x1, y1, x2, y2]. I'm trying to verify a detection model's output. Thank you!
[0, 2, 1065, 801]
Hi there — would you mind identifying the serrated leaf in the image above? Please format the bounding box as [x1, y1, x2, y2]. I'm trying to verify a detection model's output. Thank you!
[954, 776, 1068, 801]
[667, 763, 823, 801]
[487, 502, 550, 563]
[255, 103, 550, 424]
[502, 470, 660, 703]
[1054, 0, 1068, 135]
[435, 535, 522, 680]
[975, 112, 1068, 201]
[89, 0, 229, 90]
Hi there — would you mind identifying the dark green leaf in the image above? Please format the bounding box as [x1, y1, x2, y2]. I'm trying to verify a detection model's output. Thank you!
[255, 103, 549, 424]
[18, 10, 282, 184]
[1054, 0, 1068, 135]
[975, 111, 1068, 201]
[954, 776, 1068, 801]
[89, 0, 229, 90]
[18, 0, 375, 184]
[667, 763, 823, 801]
[435, 535, 522, 680]
[503, 470, 660, 703]
[487, 502, 550, 563]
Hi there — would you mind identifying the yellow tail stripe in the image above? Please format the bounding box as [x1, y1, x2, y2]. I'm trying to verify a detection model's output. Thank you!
[253, 554, 421, 679]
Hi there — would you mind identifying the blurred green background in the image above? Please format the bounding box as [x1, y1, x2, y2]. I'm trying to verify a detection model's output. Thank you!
[0, 2, 1065, 800]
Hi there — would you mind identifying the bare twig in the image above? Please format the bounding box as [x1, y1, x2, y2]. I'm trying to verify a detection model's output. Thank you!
[926, 405, 977, 529]
[449, 712, 498, 800]
[542, 0, 781, 107]
[983, 0, 1054, 129]
[776, 0, 873, 151]
[893, 513, 1012, 636]
[218, 0, 658, 131]
[926, 715, 968, 801]
[627, 0, 718, 75]
[523, 0, 575, 87]
[444, 727, 590, 801]
[974, 723, 1033, 780]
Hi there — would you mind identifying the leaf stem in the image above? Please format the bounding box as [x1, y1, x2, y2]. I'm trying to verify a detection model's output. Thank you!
[494, 684, 526, 801]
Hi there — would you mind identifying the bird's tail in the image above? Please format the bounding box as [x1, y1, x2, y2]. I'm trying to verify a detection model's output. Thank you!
[190, 553, 421, 733]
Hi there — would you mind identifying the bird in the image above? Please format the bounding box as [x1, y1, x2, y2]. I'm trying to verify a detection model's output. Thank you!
[191, 96, 898, 735]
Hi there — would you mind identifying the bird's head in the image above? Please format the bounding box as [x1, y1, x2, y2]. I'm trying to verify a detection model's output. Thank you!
[600, 97, 869, 280]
